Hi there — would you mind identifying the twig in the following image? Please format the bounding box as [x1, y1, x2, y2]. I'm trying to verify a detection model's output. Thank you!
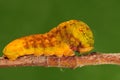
[1, 52, 120, 68]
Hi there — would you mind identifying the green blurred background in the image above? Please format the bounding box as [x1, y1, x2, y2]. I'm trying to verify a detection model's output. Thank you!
[1, 0, 120, 80]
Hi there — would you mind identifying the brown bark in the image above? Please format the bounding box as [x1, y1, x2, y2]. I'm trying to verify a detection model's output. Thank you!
[0, 52, 120, 68]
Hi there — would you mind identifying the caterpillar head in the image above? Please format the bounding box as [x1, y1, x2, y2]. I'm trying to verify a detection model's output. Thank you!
[59, 20, 94, 53]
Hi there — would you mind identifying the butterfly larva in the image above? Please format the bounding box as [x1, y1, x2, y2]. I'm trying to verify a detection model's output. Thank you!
[3, 20, 94, 60]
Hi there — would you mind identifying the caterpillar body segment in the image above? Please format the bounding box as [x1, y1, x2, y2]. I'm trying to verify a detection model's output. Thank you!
[3, 20, 94, 60]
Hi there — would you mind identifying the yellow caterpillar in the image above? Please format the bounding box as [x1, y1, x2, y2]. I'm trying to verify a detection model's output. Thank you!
[3, 20, 94, 60]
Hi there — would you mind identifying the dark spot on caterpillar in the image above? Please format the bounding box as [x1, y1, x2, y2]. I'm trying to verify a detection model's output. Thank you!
[62, 26, 67, 29]
[86, 27, 90, 30]
[80, 24, 84, 26]
[24, 38, 29, 49]
[3, 56, 9, 60]
[90, 52, 98, 55]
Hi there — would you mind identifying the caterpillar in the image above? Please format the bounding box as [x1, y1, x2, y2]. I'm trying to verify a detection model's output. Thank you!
[3, 20, 94, 60]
